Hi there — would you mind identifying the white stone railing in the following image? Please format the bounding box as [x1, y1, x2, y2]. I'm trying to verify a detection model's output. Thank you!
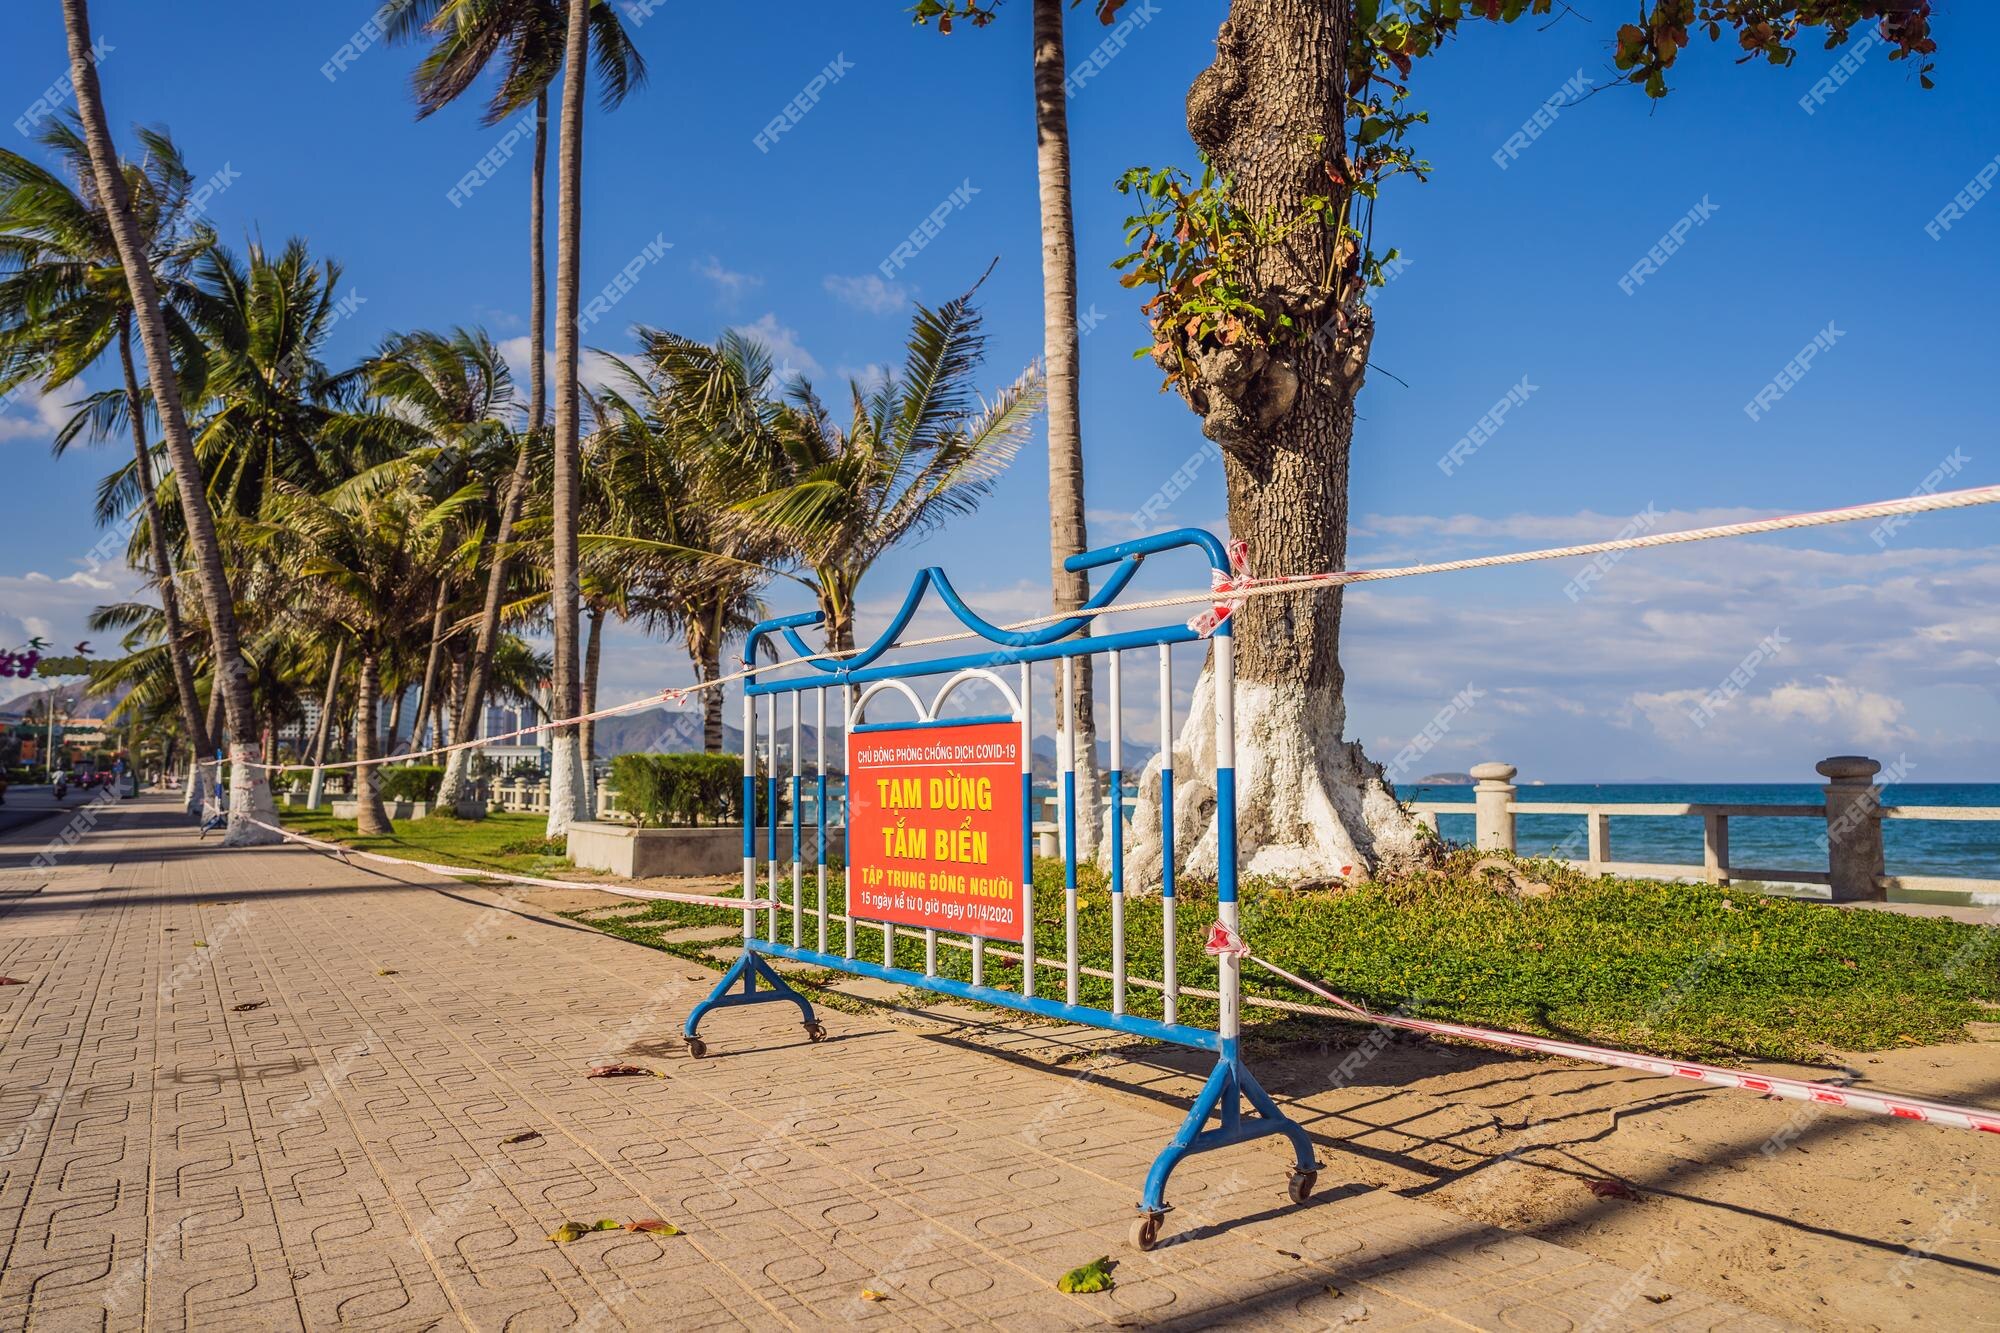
[1409, 756, 1999, 904]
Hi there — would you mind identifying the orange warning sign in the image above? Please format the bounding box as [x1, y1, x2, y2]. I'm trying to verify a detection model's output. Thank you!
[847, 720, 1025, 942]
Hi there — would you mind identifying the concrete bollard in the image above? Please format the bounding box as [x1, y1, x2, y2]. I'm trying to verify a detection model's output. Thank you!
[1817, 755, 1886, 901]
[1470, 762, 1518, 853]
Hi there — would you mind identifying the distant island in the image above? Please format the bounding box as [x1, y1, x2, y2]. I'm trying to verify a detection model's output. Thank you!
[1415, 772, 1473, 786]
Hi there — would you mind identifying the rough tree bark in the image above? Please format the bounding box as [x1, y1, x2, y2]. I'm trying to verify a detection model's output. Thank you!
[1031, 0, 1101, 862]
[545, 1, 588, 838]
[117, 320, 210, 778]
[1127, 0, 1416, 886]
[353, 650, 390, 834]
[61, 0, 280, 845]
[436, 90, 546, 813]
[407, 579, 448, 763]
[579, 601, 603, 817]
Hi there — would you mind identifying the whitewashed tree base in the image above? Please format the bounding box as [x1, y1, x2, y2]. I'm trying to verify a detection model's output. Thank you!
[221, 743, 284, 846]
[545, 732, 583, 838]
[434, 746, 473, 811]
[1124, 668, 1418, 887]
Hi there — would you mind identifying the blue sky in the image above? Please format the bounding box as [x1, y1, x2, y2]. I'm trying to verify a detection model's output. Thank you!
[2, 1, 1995, 781]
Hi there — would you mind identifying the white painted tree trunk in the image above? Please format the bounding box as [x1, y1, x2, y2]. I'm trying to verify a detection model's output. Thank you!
[1125, 665, 1418, 888]
[545, 731, 583, 837]
[435, 745, 472, 809]
[221, 741, 284, 846]
[183, 757, 207, 818]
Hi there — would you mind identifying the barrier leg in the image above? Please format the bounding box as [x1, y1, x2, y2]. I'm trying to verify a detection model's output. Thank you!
[1132, 1047, 1321, 1250]
[682, 947, 824, 1058]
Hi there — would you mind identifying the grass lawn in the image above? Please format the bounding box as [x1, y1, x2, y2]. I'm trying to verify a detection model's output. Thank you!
[283, 809, 2000, 1064]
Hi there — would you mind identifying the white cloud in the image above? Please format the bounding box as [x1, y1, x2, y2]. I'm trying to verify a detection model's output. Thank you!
[0, 382, 81, 444]
[823, 273, 908, 315]
[727, 314, 821, 379]
[693, 255, 762, 305]
[497, 337, 627, 401]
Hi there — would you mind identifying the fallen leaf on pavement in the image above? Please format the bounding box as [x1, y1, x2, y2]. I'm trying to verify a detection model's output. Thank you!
[1585, 1178, 1640, 1200]
[0, 977, 24, 986]
[547, 1219, 621, 1243]
[231, 1001, 266, 1012]
[501, 1131, 541, 1145]
[626, 1218, 683, 1235]
[1644, 1293, 1672, 1304]
[192, 941, 208, 948]
[859, 1289, 888, 1302]
[587, 1064, 660, 1079]
[376, 969, 398, 976]
[1057, 1256, 1116, 1294]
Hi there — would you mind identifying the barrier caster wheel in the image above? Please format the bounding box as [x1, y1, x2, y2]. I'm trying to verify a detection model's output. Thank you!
[1130, 1212, 1164, 1251]
[1288, 1170, 1318, 1205]
[685, 1037, 707, 1059]
[804, 1021, 828, 1043]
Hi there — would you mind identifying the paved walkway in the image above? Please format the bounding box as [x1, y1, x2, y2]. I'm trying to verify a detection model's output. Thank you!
[0, 796, 1789, 1330]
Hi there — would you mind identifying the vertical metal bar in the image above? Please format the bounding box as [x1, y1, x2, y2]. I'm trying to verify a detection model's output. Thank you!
[1019, 662, 1035, 999]
[925, 927, 937, 977]
[791, 693, 803, 946]
[816, 687, 828, 954]
[1108, 650, 1126, 1016]
[885, 920, 895, 967]
[741, 688, 756, 947]
[1214, 629, 1240, 1048]
[766, 694, 778, 943]
[842, 684, 855, 960]
[1061, 655, 1079, 1008]
[1159, 644, 1178, 1026]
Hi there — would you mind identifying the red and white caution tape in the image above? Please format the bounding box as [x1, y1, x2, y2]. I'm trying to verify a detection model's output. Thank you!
[244, 818, 772, 912]
[244, 480, 2000, 773]
[1247, 952, 2000, 1136]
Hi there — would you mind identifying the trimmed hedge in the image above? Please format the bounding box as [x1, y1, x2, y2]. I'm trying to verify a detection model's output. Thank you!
[610, 752, 776, 827]
[376, 765, 445, 804]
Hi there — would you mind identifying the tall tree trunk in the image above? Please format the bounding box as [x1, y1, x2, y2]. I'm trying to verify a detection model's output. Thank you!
[698, 640, 723, 755]
[579, 601, 603, 817]
[436, 90, 546, 812]
[307, 639, 345, 809]
[194, 678, 226, 818]
[61, 0, 280, 845]
[118, 320, 210, 767]
[409, 581, 448, 762]
[1032, 0, 1101, 864]
[383, 674, 405, 758]
[1128, 0, 1415, 885]
[546, 1, 590, 838]
[353, 649, 390, 835]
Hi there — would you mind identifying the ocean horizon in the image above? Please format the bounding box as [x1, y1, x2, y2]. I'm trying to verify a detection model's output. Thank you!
[1406, 782, 2000, 882]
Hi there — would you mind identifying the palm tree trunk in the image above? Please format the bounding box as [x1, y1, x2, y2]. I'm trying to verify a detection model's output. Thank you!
[437, 92, 547, 813]
[698, 635, 723, 754]
[118, 320, 210, 766]
[61, 0, 280, 846]
[579, 600, 604, 817]
[546, 0, 590, 837]
[408, 581, 449, 762]
[307, 638, 345, 809]
[353, 649, 390, 834]
[383, 675, 405, 757]
[1032, 0, 1101, 863]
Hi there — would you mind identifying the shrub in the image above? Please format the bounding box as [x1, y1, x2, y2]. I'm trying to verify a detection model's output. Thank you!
[376, 765, 445, 804]
[610, 752, 775, 827]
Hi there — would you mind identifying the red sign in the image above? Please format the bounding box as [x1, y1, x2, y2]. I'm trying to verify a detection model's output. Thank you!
[847, 719, 1025, 942]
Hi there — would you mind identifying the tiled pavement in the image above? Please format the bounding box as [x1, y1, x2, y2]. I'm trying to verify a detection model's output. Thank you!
[0, 796, 1793, 1330]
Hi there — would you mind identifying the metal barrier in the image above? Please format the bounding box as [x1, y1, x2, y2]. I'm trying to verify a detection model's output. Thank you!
[683, 528, 1318, 1249]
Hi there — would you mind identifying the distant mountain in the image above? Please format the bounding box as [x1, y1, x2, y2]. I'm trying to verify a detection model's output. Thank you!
[1415, 771, 1473, 786]
[0, 681, 123, 722]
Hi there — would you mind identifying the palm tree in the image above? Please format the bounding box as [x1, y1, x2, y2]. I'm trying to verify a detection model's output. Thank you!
[387, 0, 644, 828]
[57, 0, 280, 845]
[0, 117, 215, 806]
[250, 462, 476, 833]
[739, 290, 1045, 653]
